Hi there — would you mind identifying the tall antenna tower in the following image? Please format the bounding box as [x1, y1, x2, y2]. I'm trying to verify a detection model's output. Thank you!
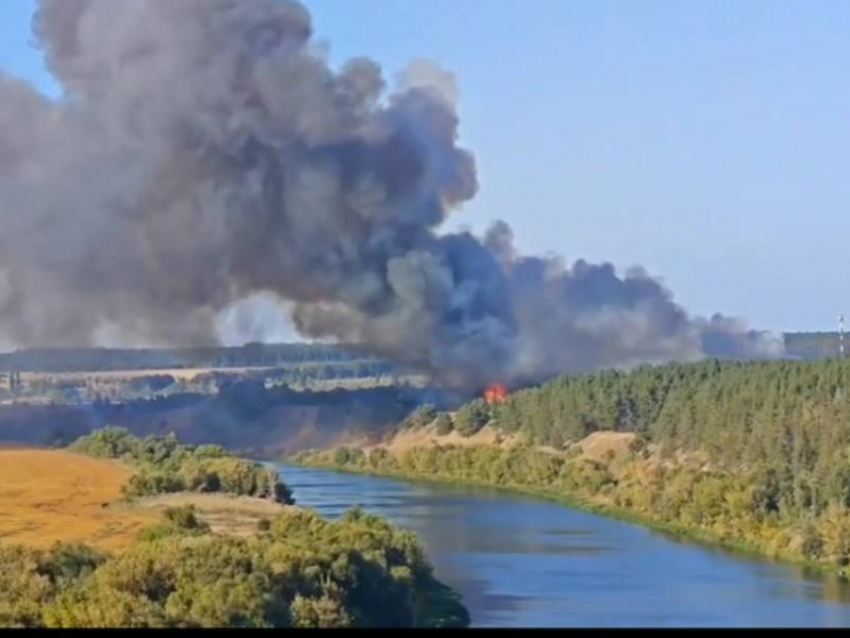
[840, 315, 846, 358]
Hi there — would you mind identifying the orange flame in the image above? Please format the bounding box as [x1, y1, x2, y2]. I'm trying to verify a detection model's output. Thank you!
[483, 382, 508, 405]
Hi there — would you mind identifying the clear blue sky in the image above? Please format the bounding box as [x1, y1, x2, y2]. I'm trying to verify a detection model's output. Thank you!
[2, 0, 849, 334]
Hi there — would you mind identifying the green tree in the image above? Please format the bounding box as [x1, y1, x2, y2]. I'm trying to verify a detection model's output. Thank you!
[454, 400, 490, 437]
[434, 413, 454, 436]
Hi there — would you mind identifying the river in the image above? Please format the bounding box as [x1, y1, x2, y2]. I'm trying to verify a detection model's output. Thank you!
[276, 464, 850, 628]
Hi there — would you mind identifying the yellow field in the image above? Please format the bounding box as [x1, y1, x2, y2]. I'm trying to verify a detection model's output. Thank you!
[0, 449, 158, 550]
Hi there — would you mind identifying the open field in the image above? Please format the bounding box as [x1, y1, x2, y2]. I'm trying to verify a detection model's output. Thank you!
[136, 493, 291, 538]
[0, 449, 158, 550]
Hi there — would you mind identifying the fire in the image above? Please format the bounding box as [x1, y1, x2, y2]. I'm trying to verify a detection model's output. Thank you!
[483, 382, 508, 405]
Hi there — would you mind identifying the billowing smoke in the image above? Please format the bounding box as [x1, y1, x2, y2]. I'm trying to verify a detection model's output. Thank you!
[0, 0, 783, 389]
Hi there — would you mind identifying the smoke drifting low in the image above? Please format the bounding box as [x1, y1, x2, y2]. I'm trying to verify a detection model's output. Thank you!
[0, 0, 783, 388]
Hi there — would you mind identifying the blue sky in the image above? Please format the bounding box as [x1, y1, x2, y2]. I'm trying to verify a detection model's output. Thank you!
[2, 0, 849, 333]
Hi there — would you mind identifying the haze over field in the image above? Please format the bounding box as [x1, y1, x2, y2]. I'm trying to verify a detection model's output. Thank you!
[0, 0, 782, 388]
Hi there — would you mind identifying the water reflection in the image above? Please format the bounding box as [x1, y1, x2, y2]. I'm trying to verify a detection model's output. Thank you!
[277, 464, 850, 628]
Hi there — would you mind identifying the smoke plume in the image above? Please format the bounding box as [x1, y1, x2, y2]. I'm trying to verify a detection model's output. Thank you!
[0, 0, 783, 388]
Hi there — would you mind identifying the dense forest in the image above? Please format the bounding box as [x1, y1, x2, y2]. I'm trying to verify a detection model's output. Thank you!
[0, 506, 468, 628]
[487, 357, 850, 509]
[296, 356, 850, 575]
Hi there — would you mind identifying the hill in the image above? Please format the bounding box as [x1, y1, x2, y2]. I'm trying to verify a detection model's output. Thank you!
[296, 356, 850, 576]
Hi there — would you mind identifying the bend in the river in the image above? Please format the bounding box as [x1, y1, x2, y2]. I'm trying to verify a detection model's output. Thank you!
[278, 464, 850, 628]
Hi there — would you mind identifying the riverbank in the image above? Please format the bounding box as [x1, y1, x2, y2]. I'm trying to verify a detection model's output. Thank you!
[0, 432, 471, 629]
[281, 462, 850, 627]
[287, 457, 778, 565]
[289, 438, 849, 581]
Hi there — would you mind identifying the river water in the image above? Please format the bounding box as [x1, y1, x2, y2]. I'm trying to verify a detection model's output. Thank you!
[276, 464, 850, 628]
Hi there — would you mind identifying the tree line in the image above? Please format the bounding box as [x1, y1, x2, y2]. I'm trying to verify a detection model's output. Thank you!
[69, 427, 294, 504]
[486, 357, 850, 518]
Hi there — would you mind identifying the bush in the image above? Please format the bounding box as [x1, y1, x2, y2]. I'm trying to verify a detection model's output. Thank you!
[71, 428, 293, 504]
[69, 426, 136, 458]
[454, 400, 490, 438]
[135, 506, 211, 543]
[434, 413, 454, 436]
[402, 405, 438, 430]
[333, 448, 352, 466]
[9, 507, 471, 628]
[163, 506, 208, 531]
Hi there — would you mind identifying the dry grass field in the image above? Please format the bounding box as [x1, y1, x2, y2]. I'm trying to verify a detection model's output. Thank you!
[0, 449, 293, 550]
[0, 449, 158, 550]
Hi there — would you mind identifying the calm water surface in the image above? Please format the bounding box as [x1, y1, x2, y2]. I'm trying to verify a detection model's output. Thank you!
[276, 464, 850, 628]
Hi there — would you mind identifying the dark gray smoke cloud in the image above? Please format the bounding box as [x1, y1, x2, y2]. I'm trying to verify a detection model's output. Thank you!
[0, 0, 783, 388]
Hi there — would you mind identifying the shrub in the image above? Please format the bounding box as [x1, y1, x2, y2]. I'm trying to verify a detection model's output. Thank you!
[454, 400, 490, 438]
[333, 448, 352, 466]
[71, 428, 293, 505]
[403, 405, 438, 430]
[434, 414, 453, 436]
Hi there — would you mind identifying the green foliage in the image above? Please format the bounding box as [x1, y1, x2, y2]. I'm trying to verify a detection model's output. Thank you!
[0, 543, 105, 628]
[334, 448, 352, 466]
[296, 356, 850, 575]
[69, 426, 137, 459]
[454, 400, 490, 437]
[401, 404, 438, 431]
[465, 358, 850, 517]
[70, 428, 294, 505]
[135, 506, 212, 543]
[434, 413, 454, 436]
[163, 506, 207, 531]
[41, 544, 106, 588]
[0, 508, 469, 629]
[290, 593, 352, 628]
